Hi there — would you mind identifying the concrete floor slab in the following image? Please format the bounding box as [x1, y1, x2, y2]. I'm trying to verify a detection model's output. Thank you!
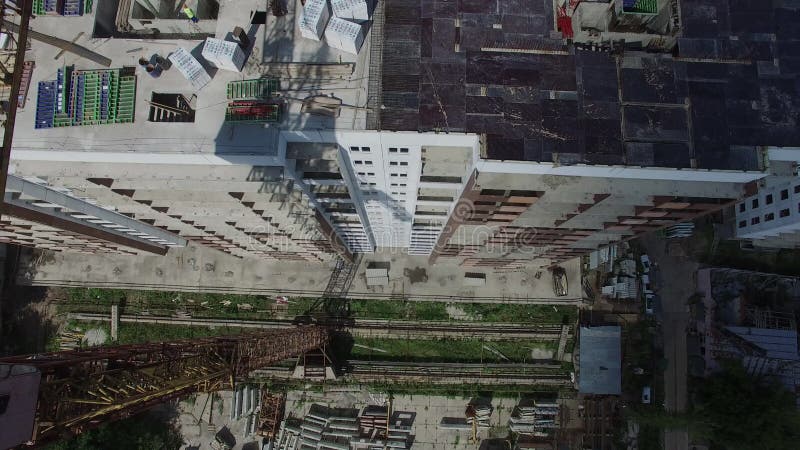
[11, 0, 370, 159]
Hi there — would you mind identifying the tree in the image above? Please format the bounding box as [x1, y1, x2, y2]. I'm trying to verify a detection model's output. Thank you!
[634, 361, 800, 450]
[693, 361, 800, 450]
[46, 411, 183, 450]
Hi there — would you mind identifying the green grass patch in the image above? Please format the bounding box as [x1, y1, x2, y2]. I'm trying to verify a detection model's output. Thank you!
[60, 287, 282, 319]
[458, 303, 577, 324]
[59, 288, 578, 324]
[349, 299, 449, 320]
[350, 337, 556, 363]
[69, 320, 245, 345]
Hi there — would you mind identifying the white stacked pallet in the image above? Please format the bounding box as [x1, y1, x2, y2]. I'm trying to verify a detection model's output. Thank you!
[168, 47, 211, 90]
[331, 0, 370, 21]
[201, 38, 246, 72]
[324, 17, 365, 55]
[299, 0, 331, 41]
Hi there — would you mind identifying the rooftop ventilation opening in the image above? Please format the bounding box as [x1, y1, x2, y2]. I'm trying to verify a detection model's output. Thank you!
[148, 93, 195, 122]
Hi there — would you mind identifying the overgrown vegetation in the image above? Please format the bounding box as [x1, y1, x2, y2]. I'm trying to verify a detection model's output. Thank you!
[70, 320, 245, 345]
[58, 288, 578, 324]
[350, 337, 556, 363]
[349, 299, 449, 320]
[45, 411, 183, 450]
[635, 361, 800, 450]
[459, 303, 577, 324]
[694, 223, 800, 276]
[622, 320, 663, 406]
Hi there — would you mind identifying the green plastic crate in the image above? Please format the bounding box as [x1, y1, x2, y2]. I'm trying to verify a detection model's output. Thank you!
[226, 78, 279, 100]
[33, 0, 45, 15]
[623, 0, 658, 14]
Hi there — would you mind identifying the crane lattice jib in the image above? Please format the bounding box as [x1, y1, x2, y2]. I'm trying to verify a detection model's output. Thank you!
[0, 325, 328, 445]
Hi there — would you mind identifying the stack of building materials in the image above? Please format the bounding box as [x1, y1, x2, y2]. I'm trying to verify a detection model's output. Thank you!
[299, 0, 331, 41]
[230, 385, 261, 436]
[666, 222, 695, 238]
[201, 38, 246, 72]
[357, 405, 388, 438]
[508, 401, 559, 437]
[600, 258, 639, 300]
[324, 17, 366, 55]
[168, 47, 211, 91]
[273, 404, 412, 449]
[35, 66, 136, 129]
[365, 267, 389, 286]
[587, 244, 616, 272]
[466, 404, 492, 429]
[331, 0, 370, 21]
[272, 404, 360, 450]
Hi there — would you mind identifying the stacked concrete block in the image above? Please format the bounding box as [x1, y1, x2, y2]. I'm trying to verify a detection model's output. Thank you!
[201, 38, 246, 72]
[331, 0, 370, 21]
[168, 47, 211, 90]
[299, 0, 331, 41]
[325, 17, 365, 55]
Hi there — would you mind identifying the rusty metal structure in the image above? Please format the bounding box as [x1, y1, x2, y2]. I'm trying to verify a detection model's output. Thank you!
[0, 0, 32, 210]
[0, 326, 328, 446]
[256, 391, 285, 438]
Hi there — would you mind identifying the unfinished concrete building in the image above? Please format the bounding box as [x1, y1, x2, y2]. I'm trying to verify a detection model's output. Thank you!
[1, 174, 185, 255]
[6, 0, 799, 268]
[734, 148, 800, 250]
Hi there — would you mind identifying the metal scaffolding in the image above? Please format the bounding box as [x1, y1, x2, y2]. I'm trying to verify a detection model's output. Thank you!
[0, 325, 328, 445]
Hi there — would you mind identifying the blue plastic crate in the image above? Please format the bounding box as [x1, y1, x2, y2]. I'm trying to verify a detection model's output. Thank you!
[35, 80, 56, 129]
[100, 72, 110, 120]
[60, 0, 83, 16]
[75, 73, 85, 124]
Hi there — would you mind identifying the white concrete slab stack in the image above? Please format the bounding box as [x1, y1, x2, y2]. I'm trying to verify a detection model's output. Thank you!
[168, 47, 211, 90]
[324, 17, 365, 55]
[299, 0, 331, 41]
[201, 38, 246, 72]
[331, 0, 370, 21]
[365, 267, 389, 286]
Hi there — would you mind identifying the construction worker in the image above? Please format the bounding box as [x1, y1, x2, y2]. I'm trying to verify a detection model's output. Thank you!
[183, 6, 199, 23]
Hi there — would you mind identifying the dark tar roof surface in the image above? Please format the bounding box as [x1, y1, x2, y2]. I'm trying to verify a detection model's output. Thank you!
[375, 0, 800, 171]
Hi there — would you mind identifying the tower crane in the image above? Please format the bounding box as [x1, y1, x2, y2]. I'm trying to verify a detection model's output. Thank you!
[0, 325, 328, 448]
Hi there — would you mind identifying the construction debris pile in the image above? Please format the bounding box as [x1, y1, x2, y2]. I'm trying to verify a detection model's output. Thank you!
[508, 400, 560, 437]
[273, 403, 413, 450]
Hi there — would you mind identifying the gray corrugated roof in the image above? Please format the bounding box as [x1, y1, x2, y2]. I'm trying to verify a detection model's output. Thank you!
[579, 326, 622, 395]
